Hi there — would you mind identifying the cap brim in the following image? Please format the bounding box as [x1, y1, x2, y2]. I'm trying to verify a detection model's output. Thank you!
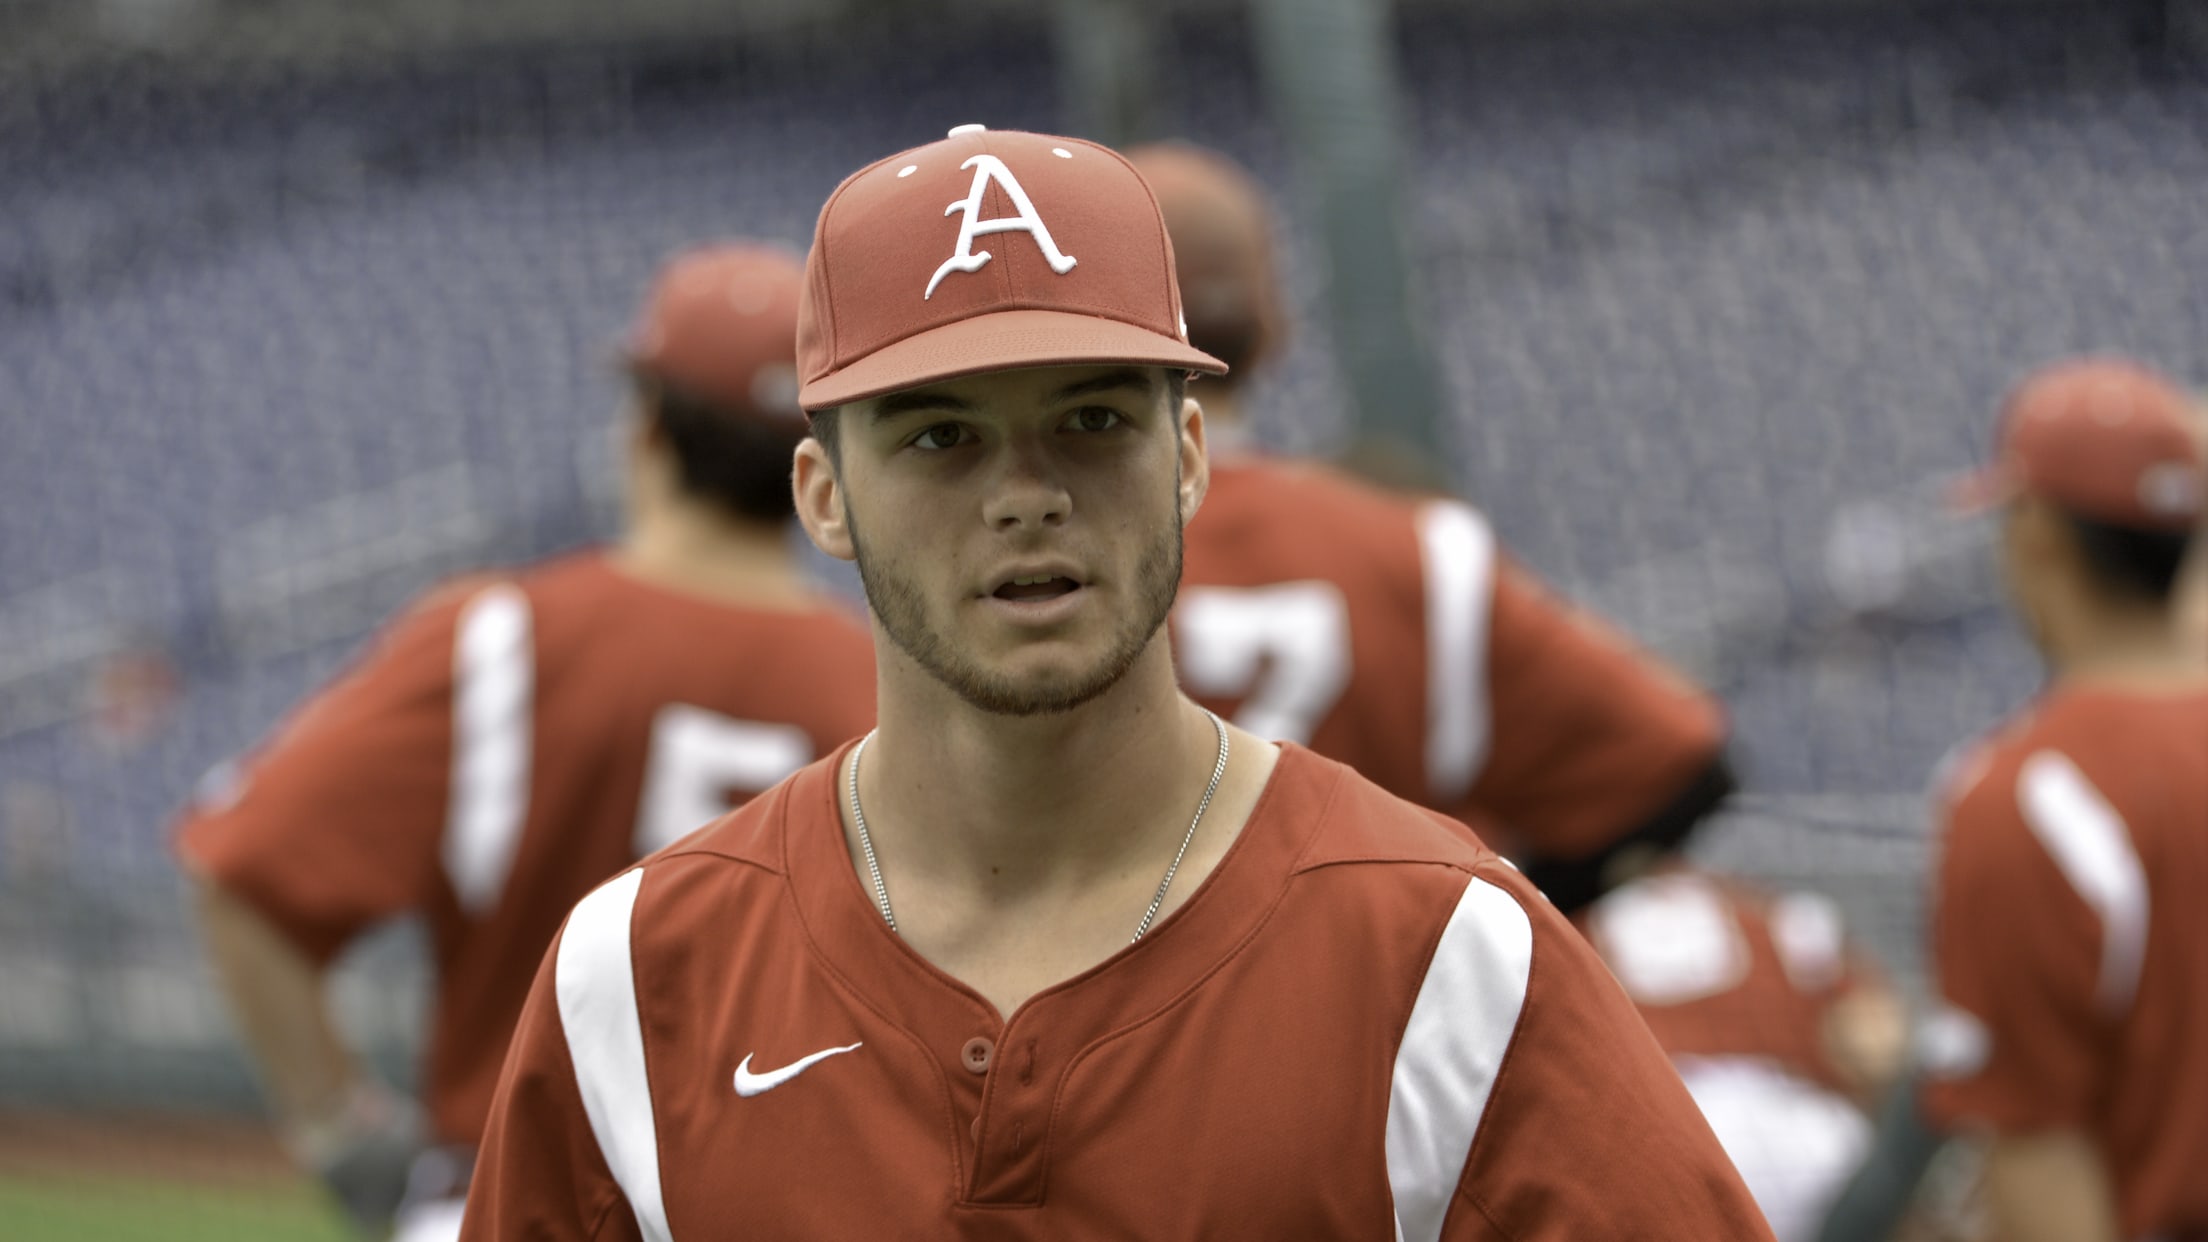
[800, 308, 1227, 411]
[1944, 465, 2020, 516]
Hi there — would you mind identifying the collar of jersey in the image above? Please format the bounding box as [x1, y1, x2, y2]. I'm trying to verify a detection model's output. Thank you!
[779, 739, 1335, 1032]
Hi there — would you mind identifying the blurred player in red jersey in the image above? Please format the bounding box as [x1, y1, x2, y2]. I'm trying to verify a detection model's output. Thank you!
[1126, 141, 1734, 915]
[175, 245, 877, 1242]
[461, 125, 1769, 1240]
[1584, 863, 1906, 1241]
[1134, 140, 1914, 1240]
[1906, 358, 2208, 1242]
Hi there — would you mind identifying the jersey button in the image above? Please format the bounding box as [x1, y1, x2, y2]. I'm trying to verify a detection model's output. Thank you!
[961, 1036, 995, 1074]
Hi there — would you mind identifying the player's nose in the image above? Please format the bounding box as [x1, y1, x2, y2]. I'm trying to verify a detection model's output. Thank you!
[980, 437, 1070, 530]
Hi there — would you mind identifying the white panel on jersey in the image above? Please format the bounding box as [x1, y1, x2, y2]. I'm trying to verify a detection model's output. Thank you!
[1673, 1056, 1870, 1242]
[555, 869, 673, 1242]
[1769, 891, 1846, 993]
[443, 584, 533, 915]
[389, 1196, 465, 1242]
[1175, 581, 1352, 744]
[634, 705, 814, 855]
[1414, 502, 1496, 804]
[1916, 1001, 1990, 1079]
[1586, 872, 1750, 1006]
[2016, 750, 2150, 1015]
[1385, 876, 1533, 1242]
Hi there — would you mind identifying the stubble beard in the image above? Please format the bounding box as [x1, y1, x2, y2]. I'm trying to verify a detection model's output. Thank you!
[849, 498, 1184, 718]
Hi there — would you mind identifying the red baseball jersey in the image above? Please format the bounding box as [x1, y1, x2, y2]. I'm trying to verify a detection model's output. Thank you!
[174, 551, 876, 1147]
[1921, 683, 2208, 1239]
[1176, 456, 1725, 861]
[1583, 866, 1876, 1097]
[461, 745, 1771, 1240]
[1581, 868, 1883, 1242]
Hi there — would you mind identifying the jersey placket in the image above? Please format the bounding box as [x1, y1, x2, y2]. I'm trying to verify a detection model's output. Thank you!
[959, 1018, 1056, 1206]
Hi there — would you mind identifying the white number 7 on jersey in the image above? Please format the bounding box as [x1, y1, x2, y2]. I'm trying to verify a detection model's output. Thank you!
[1175, 582, 1352, 745]
[634, 705, 814, 856]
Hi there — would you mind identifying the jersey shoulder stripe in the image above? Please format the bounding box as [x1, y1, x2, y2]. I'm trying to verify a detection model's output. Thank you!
[554, 867, 672, 1242]
[443, 581, 534, 914]
[2016, 749, 2149, 1014]
[1414, 501, 1497, 804]
[1385, 873, 1534, 1241]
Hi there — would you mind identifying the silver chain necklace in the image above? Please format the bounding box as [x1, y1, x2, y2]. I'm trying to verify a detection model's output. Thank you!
[847, 711, 1230, 945]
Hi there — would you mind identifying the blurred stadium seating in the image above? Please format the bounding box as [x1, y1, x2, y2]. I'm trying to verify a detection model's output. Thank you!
[0, 0, 2199, 1141]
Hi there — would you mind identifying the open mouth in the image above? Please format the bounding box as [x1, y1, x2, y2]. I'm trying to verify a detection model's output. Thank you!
[993, 575, 1082, 602]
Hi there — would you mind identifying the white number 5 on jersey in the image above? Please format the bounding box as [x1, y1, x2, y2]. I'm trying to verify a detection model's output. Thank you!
[1175, 582, 1351, 745]
[634, 705, 814, 855]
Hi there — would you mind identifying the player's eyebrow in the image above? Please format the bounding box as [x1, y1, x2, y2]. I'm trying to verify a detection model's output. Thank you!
[871, 389, 976, 419]
[1045, 368, 1155, 404]
[869, 369, 1154, 421]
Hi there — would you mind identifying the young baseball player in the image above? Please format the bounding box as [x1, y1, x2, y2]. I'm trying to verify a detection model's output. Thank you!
[176, 245, 877, 1241]
[1127, 141, 1734, 916]
[460, 126, 1770, 1240]
[1915, 357, 2208, 1241]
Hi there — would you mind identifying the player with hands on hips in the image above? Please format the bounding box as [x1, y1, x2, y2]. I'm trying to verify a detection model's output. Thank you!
[175, 244, 875, 1240]
[1127, 140, 1736, 918]
[461, 125, 1771, 1240]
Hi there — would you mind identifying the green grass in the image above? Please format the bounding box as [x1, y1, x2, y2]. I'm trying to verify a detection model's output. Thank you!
[0, 1172, 354, 1242]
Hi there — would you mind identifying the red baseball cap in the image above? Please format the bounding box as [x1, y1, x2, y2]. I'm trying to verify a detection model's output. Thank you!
[1953, 357, 2206, 532]
[1125, 142, 1285, 376]
[625, 244, 806, 423]
[796, 125, 1227, 411]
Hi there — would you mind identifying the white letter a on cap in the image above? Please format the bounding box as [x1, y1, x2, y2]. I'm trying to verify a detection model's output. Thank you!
[925, 155, 1077, 300]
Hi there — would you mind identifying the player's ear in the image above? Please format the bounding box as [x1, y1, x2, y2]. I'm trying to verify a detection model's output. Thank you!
[1176, 386, 1210, 525]
[793, 435, 856, 562]
[625, 397, 676, 498]
[2005, 498, 2071, 575]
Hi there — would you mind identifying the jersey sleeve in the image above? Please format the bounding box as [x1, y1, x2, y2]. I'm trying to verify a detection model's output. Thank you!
[1444, 862, 1772, 1239]
[172, 584, 470, 965]
[459, 927, 642, 1242]
[1919, 761, 2108, 1135]
[1462, 560, 1727, 863]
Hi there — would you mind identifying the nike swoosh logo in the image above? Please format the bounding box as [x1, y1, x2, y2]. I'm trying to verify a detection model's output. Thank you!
[732, 1041, 864, 1097]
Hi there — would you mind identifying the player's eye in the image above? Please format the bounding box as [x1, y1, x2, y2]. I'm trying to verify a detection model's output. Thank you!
[910, 423, 971, 451]
[1068, 407, 1122, 433]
